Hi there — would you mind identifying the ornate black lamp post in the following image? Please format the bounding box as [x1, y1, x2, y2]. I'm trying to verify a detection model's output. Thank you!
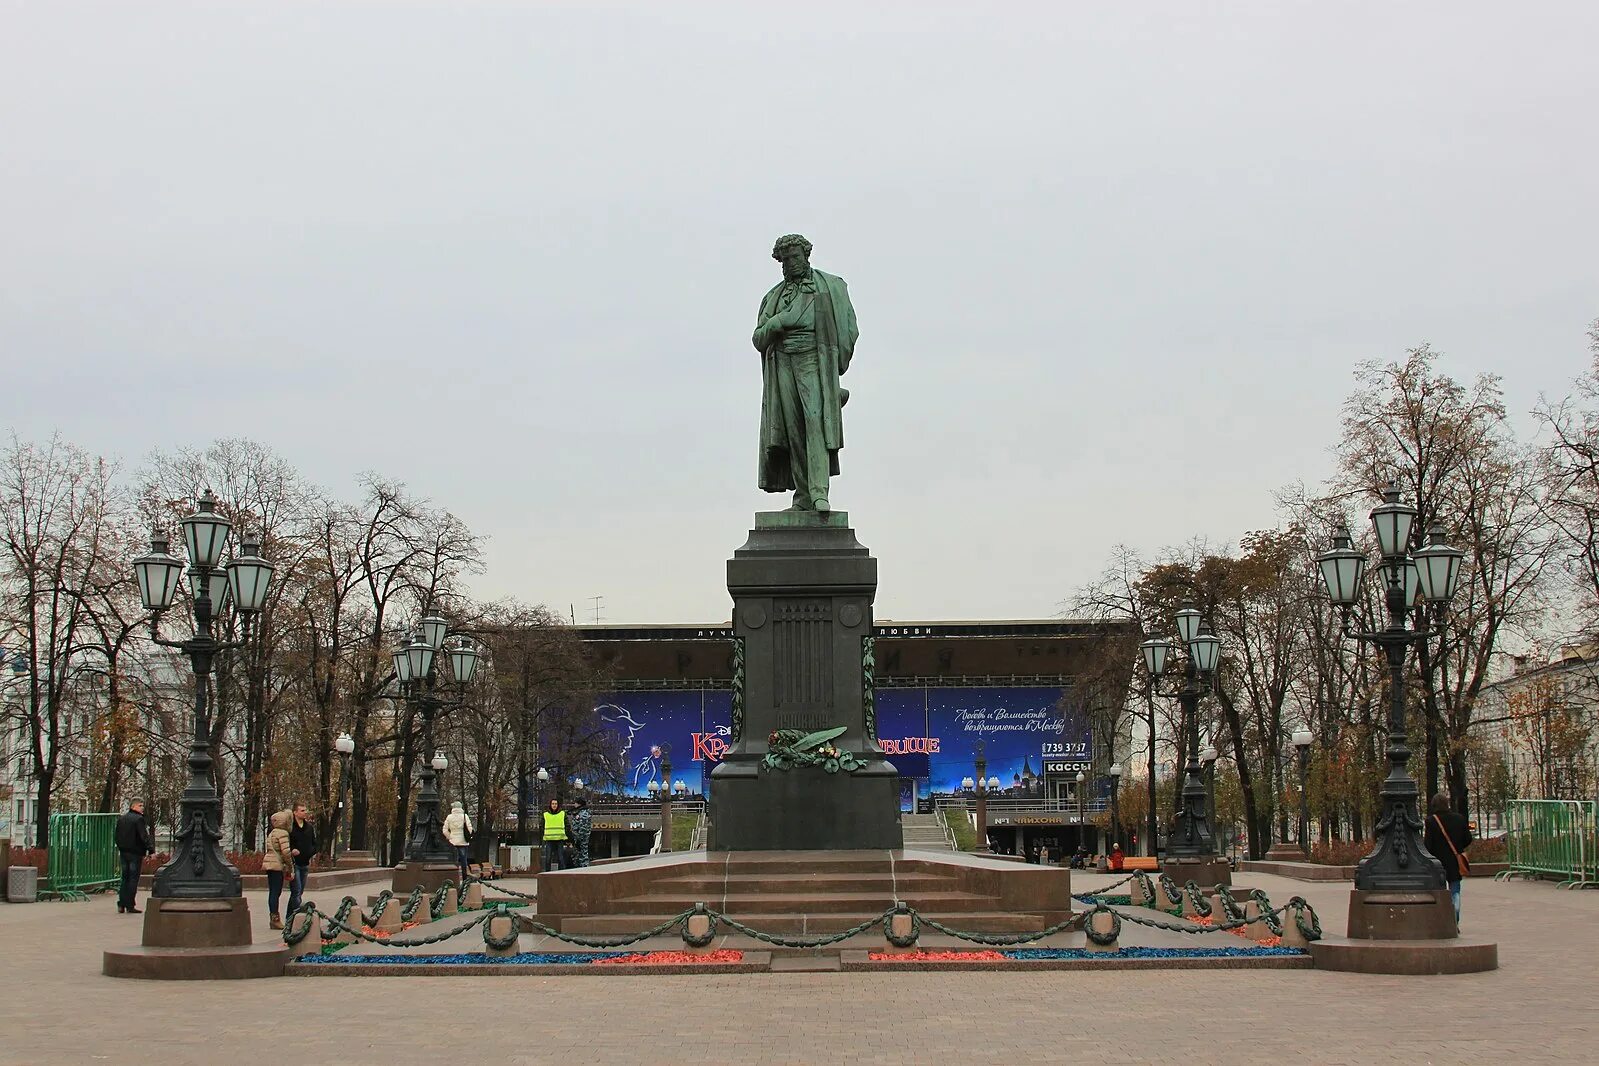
[132, 491, 275, 900]
[1139, 604, 1225, 882]
[388, 617, 479, 892]
[1315, 486, 1463, 898]
[330, 731, 355, 865]
[1292, 729, 1313, 856]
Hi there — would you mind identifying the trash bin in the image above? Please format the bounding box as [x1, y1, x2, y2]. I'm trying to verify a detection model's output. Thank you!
[509, 846, 532, 872]
[7, 865, 38, 903]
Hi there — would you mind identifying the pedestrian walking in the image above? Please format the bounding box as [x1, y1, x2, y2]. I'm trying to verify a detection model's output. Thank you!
[114, 800, 153, 914]
[443, 801, 474, 883]
[540, 798, 568, 873]
[287, 802, 317, 912]
[571, 797, 593, 868]
[1424, 793, 1474, 922]
[263, 809, 294, 929]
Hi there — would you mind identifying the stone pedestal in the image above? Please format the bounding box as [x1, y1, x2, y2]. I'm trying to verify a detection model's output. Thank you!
[1345, 888, 1458, 940]
[103, 896, 288, 980]
[1162, 856, 1231, 889]
[389, 861, 457, 897]
[140, 896, 252, 948]
[709, 512, 902, 852]
[334, 849, 376, 870]
[1084, 908, 1120, 953]
[1265, 841, 1307, 861]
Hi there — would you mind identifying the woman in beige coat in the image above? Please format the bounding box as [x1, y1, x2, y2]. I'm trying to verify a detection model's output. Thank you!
[263, 810, 295, 929]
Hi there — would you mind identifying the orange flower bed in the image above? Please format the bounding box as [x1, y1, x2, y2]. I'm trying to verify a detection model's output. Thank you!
[591, 950, 744, 965]
[867, 950, 1006, 962]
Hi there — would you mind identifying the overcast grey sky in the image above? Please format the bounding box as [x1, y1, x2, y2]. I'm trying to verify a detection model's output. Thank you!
[3, 1, 1596, 624]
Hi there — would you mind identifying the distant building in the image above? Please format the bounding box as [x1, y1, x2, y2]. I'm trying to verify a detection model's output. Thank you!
[1471, 643, 1599, 816]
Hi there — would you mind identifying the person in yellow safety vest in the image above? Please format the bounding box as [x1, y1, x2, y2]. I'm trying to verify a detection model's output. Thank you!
[541, 798, 569, 873]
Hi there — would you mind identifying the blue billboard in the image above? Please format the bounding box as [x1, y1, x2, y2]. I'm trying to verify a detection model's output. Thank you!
[877, 686, 1089, 797]
[594, 690, 731, 796]
[593, 685, 1087, 800]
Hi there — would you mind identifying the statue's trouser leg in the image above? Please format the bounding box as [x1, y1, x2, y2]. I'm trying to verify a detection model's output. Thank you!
[776, 350, 829, 504]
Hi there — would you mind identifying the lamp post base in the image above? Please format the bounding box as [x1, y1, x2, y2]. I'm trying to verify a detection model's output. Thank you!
[1345, 887, 1458, 940]
[390, 861, 461, 897]
[1162, 855, 1231, 889]
[103, 896, 289, 980]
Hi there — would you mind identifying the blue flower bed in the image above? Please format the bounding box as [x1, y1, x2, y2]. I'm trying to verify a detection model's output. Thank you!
[296, 951, 630, 965]
[1002, 946, 1304, 960]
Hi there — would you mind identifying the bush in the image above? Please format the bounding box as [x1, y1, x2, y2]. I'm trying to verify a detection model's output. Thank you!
[1300, 835, 1507, 865]
[7, 847, 47, 873]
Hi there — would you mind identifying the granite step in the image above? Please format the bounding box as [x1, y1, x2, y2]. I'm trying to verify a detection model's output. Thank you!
[646, 873, 957, 895]
[555, 910, 1050, 935]
[609, 890, 1003, 914]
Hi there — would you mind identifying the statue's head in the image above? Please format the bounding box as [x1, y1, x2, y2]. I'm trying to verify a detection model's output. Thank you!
[771, 233, 813, 281]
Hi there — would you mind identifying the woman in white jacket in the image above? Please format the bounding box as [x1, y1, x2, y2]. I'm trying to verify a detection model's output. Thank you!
[443, 801, 474, 882]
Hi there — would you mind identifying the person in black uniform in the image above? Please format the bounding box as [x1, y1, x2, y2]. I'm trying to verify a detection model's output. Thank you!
[1424, 793, 1474, 922]
[113, 800, 153, 914]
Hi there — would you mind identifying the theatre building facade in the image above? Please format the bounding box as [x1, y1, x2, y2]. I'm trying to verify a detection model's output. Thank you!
[576, 618, 1136, 857]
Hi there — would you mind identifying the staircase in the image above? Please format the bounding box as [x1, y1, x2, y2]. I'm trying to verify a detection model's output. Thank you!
[552, 851, 1064, 936]
[902, 812, 954, 851]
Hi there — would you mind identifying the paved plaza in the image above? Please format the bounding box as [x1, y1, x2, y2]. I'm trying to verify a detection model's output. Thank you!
[0, 869, 1595, 1064]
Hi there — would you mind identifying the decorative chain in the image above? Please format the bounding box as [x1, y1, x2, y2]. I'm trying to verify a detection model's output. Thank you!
[284, 902, 495, 949]
[429, 880, 457, 919]
[465, 876, 538, 902]
[916, 910, 1081, 946]
[279, 891, 1323, 957]
[399, 886, 425, 923]
[1184, 880, 1213, 918]
[513, 911, 696, 949]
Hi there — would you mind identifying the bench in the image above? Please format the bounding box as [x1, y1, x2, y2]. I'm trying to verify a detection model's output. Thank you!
[1109, 857, 1160, 873]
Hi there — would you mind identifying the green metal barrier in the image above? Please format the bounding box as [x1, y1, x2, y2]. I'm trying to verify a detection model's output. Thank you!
[41, 812, 122, 901]
[1497, 800, 1598, 889]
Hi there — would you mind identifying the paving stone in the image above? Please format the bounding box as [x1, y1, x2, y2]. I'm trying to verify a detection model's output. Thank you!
[0, 869, 1592, 1063]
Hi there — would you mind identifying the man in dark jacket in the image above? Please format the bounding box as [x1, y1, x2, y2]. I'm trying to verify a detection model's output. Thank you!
[1424, 793, 1474, 922]
[113, 800, 153, 914]
[287, 803, 317, 912]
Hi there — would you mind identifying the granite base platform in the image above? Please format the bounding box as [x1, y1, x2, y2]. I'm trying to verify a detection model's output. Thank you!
[1309, 936, 1498, 974]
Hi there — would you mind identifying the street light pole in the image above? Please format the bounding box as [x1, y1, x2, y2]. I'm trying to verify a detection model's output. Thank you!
[1075, 770, 1086, 855]
[1293, 729, 1313, 856]
[1107, 764, 1122, 850]
[330, 732, 355, 866]
[1201, 743, 1219, 848]
[131, 493, 276, 901]
[660, 746, 673, 854]
[1315, 487, 1464, 898]
[389, 620, 480, 892]
[1139, 605, 1225, 883]
[974, 741, 989, 853]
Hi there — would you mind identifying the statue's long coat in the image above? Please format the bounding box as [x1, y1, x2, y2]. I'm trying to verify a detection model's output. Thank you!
[752, 269, 859, 493]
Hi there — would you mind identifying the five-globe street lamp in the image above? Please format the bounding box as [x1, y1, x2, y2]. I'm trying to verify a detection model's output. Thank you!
[1292, 729, 1313, 856]
[1315, 484, 1464, 896]
[389, 618, 479, 879]
[132, 491, 275, 900]
[1138, 605, 1223, 868]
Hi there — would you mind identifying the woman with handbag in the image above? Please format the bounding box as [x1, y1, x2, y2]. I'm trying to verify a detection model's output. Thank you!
[1424, 793, 1474, 922]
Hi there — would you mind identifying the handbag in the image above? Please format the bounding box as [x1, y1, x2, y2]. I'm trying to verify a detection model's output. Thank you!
[1432, 815, 1470, 876]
